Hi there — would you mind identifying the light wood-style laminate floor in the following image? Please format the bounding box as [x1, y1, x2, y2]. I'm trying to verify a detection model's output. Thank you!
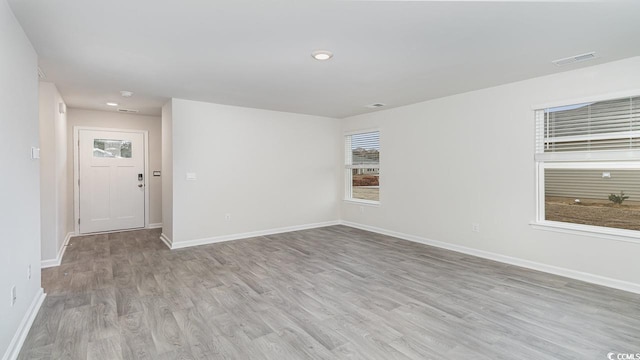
[19, 226, 640, 359]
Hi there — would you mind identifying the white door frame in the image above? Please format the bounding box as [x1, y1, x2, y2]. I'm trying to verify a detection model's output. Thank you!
[73, 126, 150, 235]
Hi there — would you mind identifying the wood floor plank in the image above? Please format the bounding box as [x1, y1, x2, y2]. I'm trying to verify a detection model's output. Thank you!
[119, 311, 158, 360]
[51, 306, 90, 360]
[173, 306, 242, 359]
[87, 335, 123, 360]
[251, 331, 309, 360]
[209, 312, 269, 360]
[115, 287, 142, 317]
[17, 343, 53, 360]
[277, 326, 337, 360]
[17, 226, 640, 359]
[20, 294, 65, 349]
[90, 288, 119, 341]
[140, 296, 188, 355]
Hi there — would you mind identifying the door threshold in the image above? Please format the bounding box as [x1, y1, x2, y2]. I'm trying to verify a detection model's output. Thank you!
[77, 227, 147, 236]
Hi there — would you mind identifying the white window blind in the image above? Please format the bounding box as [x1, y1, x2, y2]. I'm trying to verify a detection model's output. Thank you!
[345, 131, 380, 169]
[535, 96, 640, 161]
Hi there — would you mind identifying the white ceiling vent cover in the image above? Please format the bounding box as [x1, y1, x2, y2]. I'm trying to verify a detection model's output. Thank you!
[366, 103, 386, 109]
[117, 108, 139, 113]
[552, 52, 596, 67]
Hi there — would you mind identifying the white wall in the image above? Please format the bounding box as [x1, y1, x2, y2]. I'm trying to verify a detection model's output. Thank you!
[342, 56, 640, 287]
[161, 101, 173, 242]
[55, 92, 68, 253]
[0, 0, 42, 357]
[168, 99, 341, 244]
[66, 109, 163, 228]
[39, 82, 69, 264]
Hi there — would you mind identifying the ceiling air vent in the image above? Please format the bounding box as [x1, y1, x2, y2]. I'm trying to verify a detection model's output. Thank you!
[365, 103, 386, 109]
[552, 52, 596, 67]
[117, 108, 139, 114]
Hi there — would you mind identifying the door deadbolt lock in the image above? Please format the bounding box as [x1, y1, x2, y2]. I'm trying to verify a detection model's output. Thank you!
[138, 173, 143, 181]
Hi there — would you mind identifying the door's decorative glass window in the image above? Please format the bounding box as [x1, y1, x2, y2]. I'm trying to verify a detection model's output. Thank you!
[94, 139, 132, 158]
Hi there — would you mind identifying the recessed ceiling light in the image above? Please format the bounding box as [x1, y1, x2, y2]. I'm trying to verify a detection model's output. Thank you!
[106, 102, 119, 107]
[311, 50, 333, 61]
[120, 90, 133, 97]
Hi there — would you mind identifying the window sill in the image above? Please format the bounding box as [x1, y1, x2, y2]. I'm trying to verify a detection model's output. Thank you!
[343, 199, 380, 207]
[530, 221, 640, 244]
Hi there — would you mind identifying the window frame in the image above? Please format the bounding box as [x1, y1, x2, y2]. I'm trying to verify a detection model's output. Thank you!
[532, 91, 640, 243]
[344, 129, 380, 205]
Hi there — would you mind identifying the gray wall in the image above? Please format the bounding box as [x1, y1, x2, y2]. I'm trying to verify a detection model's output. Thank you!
[39, 82, 69, 263]
[168, 99, 341, 245]
[0, 0, 42, 356]
[161, 101, 173, 241]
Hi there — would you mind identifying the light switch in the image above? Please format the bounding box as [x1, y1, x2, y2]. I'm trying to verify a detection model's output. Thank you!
[186, 172, 197, 181]
[31, 147, 40, 159]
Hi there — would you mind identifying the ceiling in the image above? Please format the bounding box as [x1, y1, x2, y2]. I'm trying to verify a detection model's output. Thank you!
[9, 1, 640, 118]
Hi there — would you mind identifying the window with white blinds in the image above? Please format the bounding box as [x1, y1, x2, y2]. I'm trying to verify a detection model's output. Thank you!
[345, 131, 380, 168]
[535, 96, 640, 161]
[345, 131, 380, 202]
[535, 95, 640, 237]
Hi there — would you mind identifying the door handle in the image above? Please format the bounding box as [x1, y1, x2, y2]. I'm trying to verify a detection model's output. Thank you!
[138, 184, 144, 188]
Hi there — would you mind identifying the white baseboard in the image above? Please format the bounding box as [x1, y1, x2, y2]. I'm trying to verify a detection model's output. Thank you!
[159, 233, 172, 249]
[169, 220, 341, 250]
[2, 288, 46, 360]
[148, 223, 163, 229]
[41, 232, 74, 268]
[340, 220, 640, 295]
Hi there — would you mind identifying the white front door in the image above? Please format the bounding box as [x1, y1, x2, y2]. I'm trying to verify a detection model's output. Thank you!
[78, 129, 145, 233]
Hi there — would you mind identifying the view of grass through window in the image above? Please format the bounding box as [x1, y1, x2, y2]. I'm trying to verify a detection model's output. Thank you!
[352, 170, 379, 201]
[545, 168, 640, 231]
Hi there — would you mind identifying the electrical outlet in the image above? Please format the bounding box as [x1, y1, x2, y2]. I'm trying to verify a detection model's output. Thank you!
[27, 264, 31, 280]
[10, 286, 16, 307]
[472, 223, 480, 233]
[225, 213, 231, 221]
